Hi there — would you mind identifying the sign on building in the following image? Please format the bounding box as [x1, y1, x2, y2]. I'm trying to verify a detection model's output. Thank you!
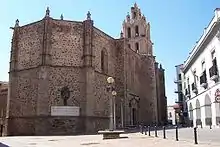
[215, 89, 220, 103]
[51, 106, 80, 116]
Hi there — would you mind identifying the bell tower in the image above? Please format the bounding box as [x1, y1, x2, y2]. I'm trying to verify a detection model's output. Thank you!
[122, 3, 153, 55]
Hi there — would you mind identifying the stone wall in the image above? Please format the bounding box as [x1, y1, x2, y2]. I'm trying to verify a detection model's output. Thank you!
[93, 28, 116, 76]
[50, 20, 84, 66]
[0, 83, 8, 125]
[16, 21, 43, 70]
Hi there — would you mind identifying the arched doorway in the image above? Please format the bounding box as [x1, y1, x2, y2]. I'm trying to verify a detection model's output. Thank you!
[204, 94, 212, 126]
[189, 103, 193, 127]
[195, 99, 201, 126]
[129, 96, 140, 126]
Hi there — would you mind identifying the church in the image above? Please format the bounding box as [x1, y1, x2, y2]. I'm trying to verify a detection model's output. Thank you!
[4, 3, 167, 135]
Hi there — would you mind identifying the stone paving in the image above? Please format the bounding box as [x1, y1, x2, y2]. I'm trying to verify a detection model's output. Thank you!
[0, 131, 219, 147]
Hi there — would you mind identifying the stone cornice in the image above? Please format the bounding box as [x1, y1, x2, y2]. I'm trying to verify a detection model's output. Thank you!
[183, 21, 220, 73]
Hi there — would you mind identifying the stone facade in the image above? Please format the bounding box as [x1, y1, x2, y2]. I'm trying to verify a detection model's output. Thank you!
[0, 82, 8, 128]
[4, 4, 167, 136]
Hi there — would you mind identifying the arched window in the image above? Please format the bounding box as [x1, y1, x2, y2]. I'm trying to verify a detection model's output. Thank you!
[135, 25, 139, 36]
[135, 42, 139, 53]
[101, 49, 108, 73]
[127, 27, 131, 38]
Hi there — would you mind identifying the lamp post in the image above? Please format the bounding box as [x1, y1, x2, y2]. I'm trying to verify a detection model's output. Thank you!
[107, 77, 117, 131]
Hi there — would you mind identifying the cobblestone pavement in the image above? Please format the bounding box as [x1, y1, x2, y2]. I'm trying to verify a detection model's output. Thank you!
[0, 131, 219, 147]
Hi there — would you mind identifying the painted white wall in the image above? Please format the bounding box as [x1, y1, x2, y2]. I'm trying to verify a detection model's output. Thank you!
[167, 106, 176, 125]
[181, 8, 220, 128]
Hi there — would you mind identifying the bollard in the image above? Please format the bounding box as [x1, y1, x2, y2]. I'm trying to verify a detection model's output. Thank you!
[148, 126, 151, 136]
[210, 124, 212, 129]
[141, 125, 143, 134]
[194, 127, 198, 144]
[200, 123, 203, 129]
[0, 125, 3, 137]
[175, 126, 179, 141]
[155, 126, 158, 137]
[163, 126, 166, 139]
[144, 126, 147, 135]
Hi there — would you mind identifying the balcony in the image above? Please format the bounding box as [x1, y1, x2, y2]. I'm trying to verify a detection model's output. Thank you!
[209, 65, 218, 81]
[200, 71, 208, 88]
[191, 83, 198, 94]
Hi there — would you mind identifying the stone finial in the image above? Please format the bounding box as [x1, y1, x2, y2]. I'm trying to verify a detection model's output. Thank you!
[15, 19, 19, 27]
[126, 12, 130, 21]
[134, 2, 138, 8]
[160, 64, 163, 69]
[60, 14, 64, 20]
[87, 11, 91, 20]
[120, 31, 123, 38]
[45, 7, 50, 17]
[142, 15, 146, 21]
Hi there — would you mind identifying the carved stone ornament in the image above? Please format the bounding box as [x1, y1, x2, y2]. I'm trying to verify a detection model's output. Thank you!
[61, 86, 70, 100]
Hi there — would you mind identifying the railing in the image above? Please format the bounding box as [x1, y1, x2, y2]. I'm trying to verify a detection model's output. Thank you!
[200, 71, 208, 88]
[209, 65, 218, 80]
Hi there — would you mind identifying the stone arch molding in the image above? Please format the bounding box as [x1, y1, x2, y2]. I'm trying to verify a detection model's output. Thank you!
[204, 94, 212, 125]
[189, 103, 193, 121]
[195, 99, 201, 125]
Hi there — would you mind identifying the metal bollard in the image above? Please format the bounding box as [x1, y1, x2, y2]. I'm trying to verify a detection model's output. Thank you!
[0, 125, 3, 137]
[144, 126, 147, 135]
[155, 126, 158, 137]
[148, 126, 151, 136]
[141, 125, 143, 134]
[194, 127, 198, 144]
[163, 126, 166, 139]
[175, 126, 179, 141]
[210, 124, 212, 129]
[200, 123, 203, 129]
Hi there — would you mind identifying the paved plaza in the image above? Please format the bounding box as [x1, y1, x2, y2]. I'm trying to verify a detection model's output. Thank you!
[0, 128, 220, 147]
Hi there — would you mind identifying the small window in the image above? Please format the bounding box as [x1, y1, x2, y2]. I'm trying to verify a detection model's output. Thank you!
[135, 25, 139, 36]
[101, 49, 108, 73]
[169, 112, 172, 118]
[135, 42, 139, 53]
[178, 74, 181, 80]
[128, 44, 131, 48]
[133, 12, 137, 18]
[127, 27, 131, 38]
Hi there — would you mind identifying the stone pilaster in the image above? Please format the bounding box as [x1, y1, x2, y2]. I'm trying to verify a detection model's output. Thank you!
[83, 12, 95, 133]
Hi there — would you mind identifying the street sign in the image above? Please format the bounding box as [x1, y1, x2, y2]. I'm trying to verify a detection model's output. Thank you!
[215, 89, 220, 103]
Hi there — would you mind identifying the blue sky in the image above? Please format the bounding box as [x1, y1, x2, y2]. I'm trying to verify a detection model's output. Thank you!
[1, 0, 220, 105]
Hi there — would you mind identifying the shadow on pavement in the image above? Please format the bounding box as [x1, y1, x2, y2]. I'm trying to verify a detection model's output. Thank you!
[0, 142, 9, 147]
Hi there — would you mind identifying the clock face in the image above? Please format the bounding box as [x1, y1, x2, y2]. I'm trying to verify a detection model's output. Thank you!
[130, 19, 134, 24]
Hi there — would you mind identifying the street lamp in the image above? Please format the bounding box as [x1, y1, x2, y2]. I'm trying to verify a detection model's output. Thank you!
[106, 77, 117, 131]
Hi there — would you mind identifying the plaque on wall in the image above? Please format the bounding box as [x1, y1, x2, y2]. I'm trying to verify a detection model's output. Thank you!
[51, 106, 80, 116]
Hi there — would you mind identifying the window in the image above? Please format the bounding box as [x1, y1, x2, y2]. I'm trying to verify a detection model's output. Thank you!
[127, 27, 131, 38]
[133, 12, 137, 19]
[128, 44, 131, 48]
[135, 42, 139, 53]
[135, 25, 139, 36]
[178, 74, 181, 80]
[169, 112, 172, 118]
[101, 49, 108, 73]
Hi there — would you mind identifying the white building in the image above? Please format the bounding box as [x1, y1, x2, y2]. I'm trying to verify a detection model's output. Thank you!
[181, 8, 220, 128]
[167, 105, 176, 125]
